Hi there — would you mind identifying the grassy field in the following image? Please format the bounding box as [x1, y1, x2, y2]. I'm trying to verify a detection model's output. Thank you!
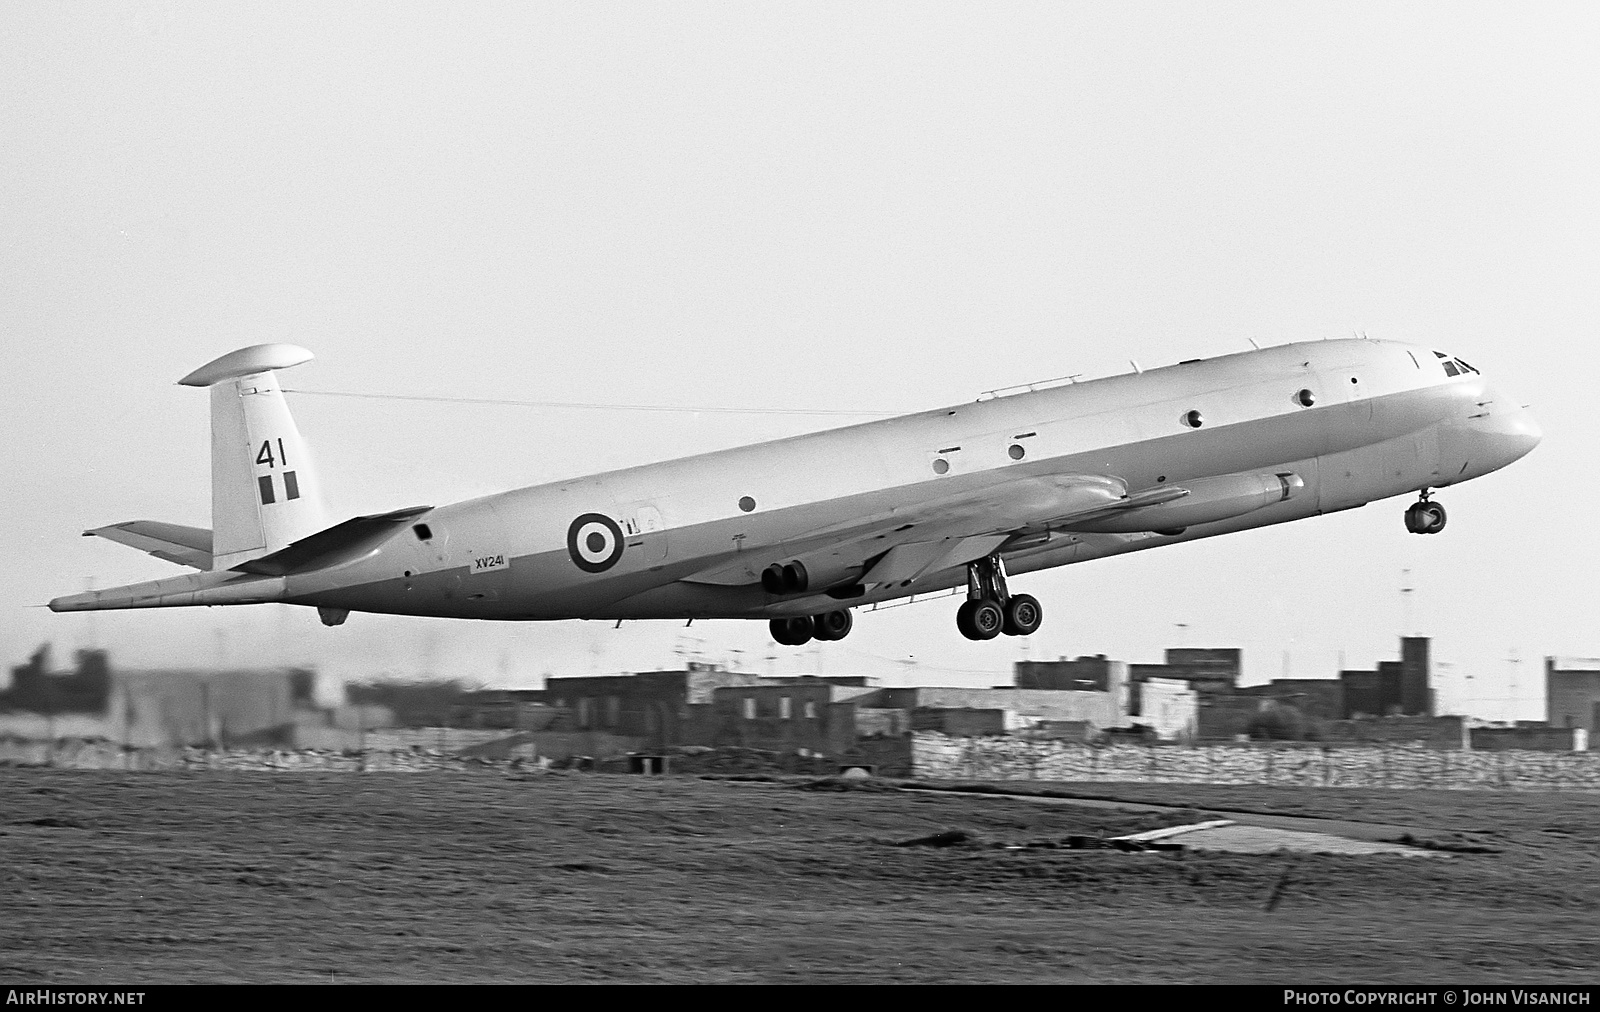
[2, 769, 1596, 984]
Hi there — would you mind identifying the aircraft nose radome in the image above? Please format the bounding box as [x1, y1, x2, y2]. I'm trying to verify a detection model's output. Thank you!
[1479, 403, 1541, 469]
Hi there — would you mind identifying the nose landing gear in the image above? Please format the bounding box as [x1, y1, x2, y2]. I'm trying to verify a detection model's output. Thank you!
[1405, 492, 1448, 535]
[956, 552, 1043, 641]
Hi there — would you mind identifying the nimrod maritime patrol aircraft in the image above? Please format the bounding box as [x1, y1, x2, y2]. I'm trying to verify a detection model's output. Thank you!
[51, 339, 1539, 645]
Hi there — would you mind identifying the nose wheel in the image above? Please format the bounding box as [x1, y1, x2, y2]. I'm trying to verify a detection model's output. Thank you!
[1405, 493, 1447, 535]
[956, 552, 1043, 640]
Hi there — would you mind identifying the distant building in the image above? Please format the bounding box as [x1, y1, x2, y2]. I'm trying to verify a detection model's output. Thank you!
[0, 645, 315, 748]
[1546, 657, 1600, 733]
[1340, 637, 1432, 718]
[1013, 657, 1130, 715]
[449, 689, 552, 730]
[1196, 695, 1266, 740]
[345, 678, 482, 727]
[875, 686, 1127, 732]
[1398, 637, 1431, 715]
[3, 646, 111, 714]
[1131, 648, 1241, 697]
[1239, 679, 1344, 720]
[706, 681, 891, 755]
[1016, 656, 1120, 691]
[1135, 677, 1199, 742]
[545, 663, 764, 747]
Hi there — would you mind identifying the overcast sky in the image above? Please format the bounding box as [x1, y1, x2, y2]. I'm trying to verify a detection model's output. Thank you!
[4, 2, 1595, 718]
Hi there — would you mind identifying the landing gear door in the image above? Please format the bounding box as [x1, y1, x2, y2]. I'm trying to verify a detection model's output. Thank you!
[620, 501, 670, 563]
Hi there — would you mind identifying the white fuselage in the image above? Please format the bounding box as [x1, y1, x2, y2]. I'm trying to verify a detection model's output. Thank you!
[277, 338, 1537, 622]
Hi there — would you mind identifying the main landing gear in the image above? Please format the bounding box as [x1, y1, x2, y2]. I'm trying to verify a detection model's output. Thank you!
[956, 552, 1042, 641]
[769, 608, 854, 646]
[1404, 491, 1448, 535]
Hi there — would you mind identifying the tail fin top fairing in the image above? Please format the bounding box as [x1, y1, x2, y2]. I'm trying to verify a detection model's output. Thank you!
[179, 344, 328, 570]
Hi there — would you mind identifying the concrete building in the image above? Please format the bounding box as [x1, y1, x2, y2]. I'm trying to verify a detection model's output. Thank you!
[449, 689, 554, 730]
[1239, 679, 1345, 720]
[3, 646, 111, 714]
[545, 663, 765, 747]
[875, 686, 1127, 731]
[1398, 637, 1431, 715]
[1546, 658, 1600, 732]
[1013, 657, 1131, 715]
[1, 646, 316, 748]
[707, 677, 1135, 754]
[706, 681, 891, 755]
[1015, 656, 1120, 691]
[1131, 647, 1241, 697]
[1134, 677, 1199, 742]
[1196, 695, 1266, 740]
[1340, 637, 1432, 718]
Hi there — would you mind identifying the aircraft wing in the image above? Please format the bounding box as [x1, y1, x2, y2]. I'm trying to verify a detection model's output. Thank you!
[82, 521, 214, 570]
[681, 472, 1162, 592]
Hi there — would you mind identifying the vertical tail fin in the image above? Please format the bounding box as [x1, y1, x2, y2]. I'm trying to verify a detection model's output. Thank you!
[179, 345, 328, 570]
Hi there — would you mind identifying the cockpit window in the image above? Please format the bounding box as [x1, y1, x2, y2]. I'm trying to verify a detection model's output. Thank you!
[1434, 350, 1479, 377]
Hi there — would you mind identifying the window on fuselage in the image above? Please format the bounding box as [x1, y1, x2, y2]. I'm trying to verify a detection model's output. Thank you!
[1442, 360, 1460, 377]
[1455, 358, 1478, 374]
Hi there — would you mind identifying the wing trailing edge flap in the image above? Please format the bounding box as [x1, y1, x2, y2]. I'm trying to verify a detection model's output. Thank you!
[83, 521, 215, 570]
[231, 505, 432, 577]
[863, 533, 1011, 585]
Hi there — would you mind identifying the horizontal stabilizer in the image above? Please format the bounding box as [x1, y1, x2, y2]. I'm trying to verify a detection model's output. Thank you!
[231, 505, 432, 577]
[83, 521, 214, 570]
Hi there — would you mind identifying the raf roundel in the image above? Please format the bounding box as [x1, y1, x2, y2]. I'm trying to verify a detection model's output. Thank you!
[567, 513, 625, 573]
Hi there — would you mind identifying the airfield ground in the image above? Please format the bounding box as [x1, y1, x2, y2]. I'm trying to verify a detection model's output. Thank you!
[1, 769, 1596, 984]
